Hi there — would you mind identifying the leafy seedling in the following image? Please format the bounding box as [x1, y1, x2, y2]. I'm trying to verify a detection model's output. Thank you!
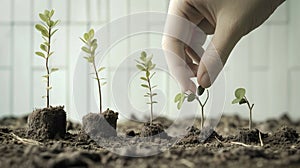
[175, 86, 209, 129]
[232, 88, 254, 130]
[80, 29, 106, 113]
[136, 51, 157, 125]
[35, 9, 60, 108]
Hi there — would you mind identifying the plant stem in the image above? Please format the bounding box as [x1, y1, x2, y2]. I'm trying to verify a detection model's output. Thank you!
[201, 105, 204, 129]
[196, 90, 209, 129]
[92, 57, 102, 114]
[147, 72, 153, 125]
[196, 98, 204, 129]
[46, 27, 51, 108]
[245, 96, 254, 130]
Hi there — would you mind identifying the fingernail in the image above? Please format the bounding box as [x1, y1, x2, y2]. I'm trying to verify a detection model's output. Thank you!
[199, 73, 210, 88]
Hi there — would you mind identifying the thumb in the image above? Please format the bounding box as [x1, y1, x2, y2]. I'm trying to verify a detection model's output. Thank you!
[197, 23, 242, 88]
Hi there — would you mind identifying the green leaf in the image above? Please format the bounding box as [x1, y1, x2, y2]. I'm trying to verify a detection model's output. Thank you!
[152, 85, 158, 89]
[80, 37, 87, 44]
[43, 41, 50, 47]
[88, 57, 94, 63]
[41, 30, 49, 37]
[150, 72, 156, 79]
[145, 55, 153, 65]
[50, 68, 59, 73]
[235, 88, 246, 99]
[40, 44, 47, 52]
[44, 10, 50, 17]
[177, 100, 184, 110]
[35, 52, 45, 58]
[152, 101, 158, 104]
[49, 10, 54, 17]
[91, 39, 97, 46]
[84, 33, 89, 41]
[89, 29, 94, 38]
[84, 56, 94, 63]
[39, 13, 48, 22]
[140, 51, 147, 61]
[197, 86, 205, 96]
[91, 43, 98, 52]
[42, 74, 49, 78]
[52, 20, 60, 27]
[152, 93, 158, 96]
[174, 93, 183, 103]
[187, 94, 196, 102]
[101, 82, 107, 86]
[81, 46, 90, 53]
[48, 52, 54, 58]
[46, 20, 51, 27]
[35, 24, 47, 32]
[232, 98, 242, 104]
[51, 29, 58, 36]
[149, 64, 156, 71]
[42, 36, 47, 42]
[146, 71, 150, 78]
[141, 84, 149, 88]
[98, 67, 106, 72]
[49, 20, 55, 27]
[239, 98, 247, 105]
[176, 95, 186, 110]
[140, 77, 147, 81]
[42, 96, 47, 99]
[136, 65, 145, 71]
[144, 94, 149, 97]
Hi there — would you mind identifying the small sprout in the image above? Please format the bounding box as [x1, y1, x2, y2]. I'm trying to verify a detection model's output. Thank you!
[232, 88, 254, 130]
[175, 86, 209, 129]
[80, 28, 105, 113]
[35, 9, 60, 108]
[136, 51, 157, 125]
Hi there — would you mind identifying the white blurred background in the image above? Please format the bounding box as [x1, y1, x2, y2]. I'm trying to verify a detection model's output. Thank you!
[0, 0, 299, 122]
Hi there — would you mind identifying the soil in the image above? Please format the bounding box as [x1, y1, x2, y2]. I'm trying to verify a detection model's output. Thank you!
[27, 106, 66, 140]
[1, 114, 300, 168]
[140, 122, 169, 139]
[82, 108, 119, 138]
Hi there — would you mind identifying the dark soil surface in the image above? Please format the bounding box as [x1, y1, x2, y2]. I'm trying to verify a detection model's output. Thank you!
[27, 106, 66, 140]
[1, 114, 300, 168]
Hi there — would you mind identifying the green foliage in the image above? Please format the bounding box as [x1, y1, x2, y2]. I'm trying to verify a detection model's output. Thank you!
[81, 29, 98, 64]
[232, 88, 246, 104]
[232, 87, 254, 130]
[136, 51, 157, 124]
[80, 28, 105, 113]
[174, 86, 209, 129]
[175, 86, 209, 110]
[35, 9, 60, 108]
[197, 86, 205, 96]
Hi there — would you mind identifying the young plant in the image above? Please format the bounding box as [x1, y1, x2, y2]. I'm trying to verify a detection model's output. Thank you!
[232, 88, 254, 130]
[136, 51, 157, 125]
[80, 29, 106, 113]
[175, 86, 209, 129]
[35, 9, 60, 108]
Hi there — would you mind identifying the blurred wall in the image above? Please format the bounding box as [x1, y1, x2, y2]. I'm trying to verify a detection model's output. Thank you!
[0, 0, 299, 122]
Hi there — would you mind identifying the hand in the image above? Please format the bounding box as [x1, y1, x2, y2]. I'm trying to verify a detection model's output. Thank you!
[162, 0, 286, 92]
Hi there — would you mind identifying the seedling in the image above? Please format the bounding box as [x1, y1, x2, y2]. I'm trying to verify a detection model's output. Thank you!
[232, 88, 254, 130]
[35, 9, 60, 108]
[136, 51, 158, 125]
[80, 29, 106, 113]
[175, 86, 209, 129]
